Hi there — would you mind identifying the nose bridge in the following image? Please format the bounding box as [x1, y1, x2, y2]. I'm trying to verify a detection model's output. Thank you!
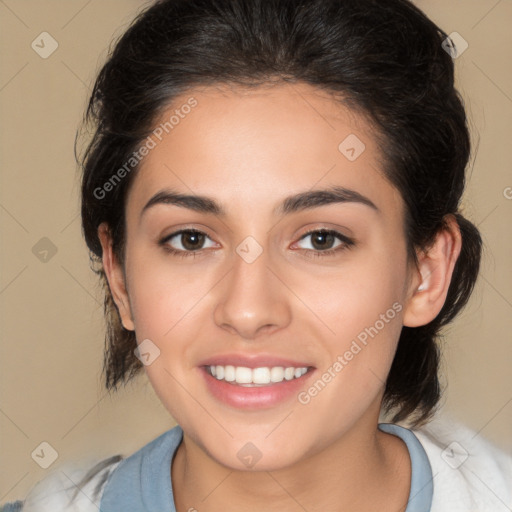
[213, 239, 291, 338]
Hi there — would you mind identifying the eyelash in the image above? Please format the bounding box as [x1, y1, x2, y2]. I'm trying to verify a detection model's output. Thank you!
[299, 229, 355, 259]
[158, 228, 355, 259]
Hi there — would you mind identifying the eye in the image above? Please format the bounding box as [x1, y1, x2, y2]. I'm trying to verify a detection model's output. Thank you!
[159, 229, 217, 257]
[159, 228, 354, 259]
[293, 229, 354, 258]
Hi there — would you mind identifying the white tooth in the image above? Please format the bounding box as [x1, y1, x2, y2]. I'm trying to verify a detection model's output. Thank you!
[252, 367, 271, 384]
[284, 367, 295, 380]
[212, 365, 307, 384]
[235, 366, 253, 384]
[224, 365, 236, 382]
[270, 366, 285, 383]
[215, 365, 224, 380]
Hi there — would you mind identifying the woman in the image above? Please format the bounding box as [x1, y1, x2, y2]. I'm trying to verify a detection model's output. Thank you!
[3, 0, 511, 510]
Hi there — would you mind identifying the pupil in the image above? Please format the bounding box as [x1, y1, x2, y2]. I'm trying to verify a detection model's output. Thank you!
[183, 231, 204, 250]
[312, 231, 334, 250]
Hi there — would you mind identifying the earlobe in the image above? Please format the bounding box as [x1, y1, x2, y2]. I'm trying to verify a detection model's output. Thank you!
[403, 215, 462, 328]
[97, 222, 135, 331]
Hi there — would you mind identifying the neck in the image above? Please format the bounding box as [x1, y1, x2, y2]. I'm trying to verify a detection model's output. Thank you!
[171, 413, 411, 512]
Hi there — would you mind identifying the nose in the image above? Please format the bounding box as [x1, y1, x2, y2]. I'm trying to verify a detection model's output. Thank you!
[213, 245, 292, 339]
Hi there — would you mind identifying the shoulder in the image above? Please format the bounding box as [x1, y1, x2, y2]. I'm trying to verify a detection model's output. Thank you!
[411, 413, 512, 511]
[1, 426, 184, 512]
[1, 455, 123, 512]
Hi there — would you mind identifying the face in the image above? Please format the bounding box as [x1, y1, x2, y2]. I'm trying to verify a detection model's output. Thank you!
[105, 82, 422, 471]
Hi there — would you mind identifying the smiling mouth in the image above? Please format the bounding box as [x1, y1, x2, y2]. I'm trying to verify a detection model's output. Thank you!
[204, 364, 314, 386]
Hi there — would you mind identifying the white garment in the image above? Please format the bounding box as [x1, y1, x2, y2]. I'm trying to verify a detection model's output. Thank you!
[15, 457, 119, 512]
[9, 414, 512, 512]
[413, 414, 512, 511]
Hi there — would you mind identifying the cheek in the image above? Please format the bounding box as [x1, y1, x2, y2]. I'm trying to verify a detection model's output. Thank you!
[300, 250, 407, 393]
[126, 252, 214, 339]
[124, 255, 211, 418]
[126, 237, 408, 354]
[299, 249, 407, 336]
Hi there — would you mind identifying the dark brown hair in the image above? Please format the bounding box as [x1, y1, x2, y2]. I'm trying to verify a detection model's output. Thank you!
[79, 0, 482, 426]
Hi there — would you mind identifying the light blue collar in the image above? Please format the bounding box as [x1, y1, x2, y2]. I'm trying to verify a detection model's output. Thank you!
[101, 423, 433, 512]
[378, 423, 434, 512]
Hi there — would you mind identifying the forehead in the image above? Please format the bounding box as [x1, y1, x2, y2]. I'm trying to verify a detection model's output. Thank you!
[126, 82, 402, 221]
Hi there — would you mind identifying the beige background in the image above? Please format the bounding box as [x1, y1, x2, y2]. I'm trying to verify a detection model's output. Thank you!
[1, 0, 511, 501]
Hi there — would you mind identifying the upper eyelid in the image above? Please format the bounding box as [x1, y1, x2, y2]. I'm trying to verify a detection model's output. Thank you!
[298, 228, 352, 240]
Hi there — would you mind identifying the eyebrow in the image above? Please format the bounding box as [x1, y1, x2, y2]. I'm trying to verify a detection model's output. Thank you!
[140, 185, 379, 220]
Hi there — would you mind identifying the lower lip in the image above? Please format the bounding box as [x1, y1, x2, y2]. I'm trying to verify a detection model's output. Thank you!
[200, 366, 315, 410]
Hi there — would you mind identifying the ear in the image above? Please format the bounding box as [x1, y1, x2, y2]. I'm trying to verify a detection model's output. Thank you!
[97, 222, 135, 331]
[402, 215, 462, 327]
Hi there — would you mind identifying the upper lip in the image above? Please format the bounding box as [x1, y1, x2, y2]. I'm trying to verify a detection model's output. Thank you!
[198, 353, 315, 369]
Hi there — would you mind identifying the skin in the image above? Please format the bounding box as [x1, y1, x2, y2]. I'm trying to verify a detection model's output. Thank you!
[98, 82, 461, 511]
